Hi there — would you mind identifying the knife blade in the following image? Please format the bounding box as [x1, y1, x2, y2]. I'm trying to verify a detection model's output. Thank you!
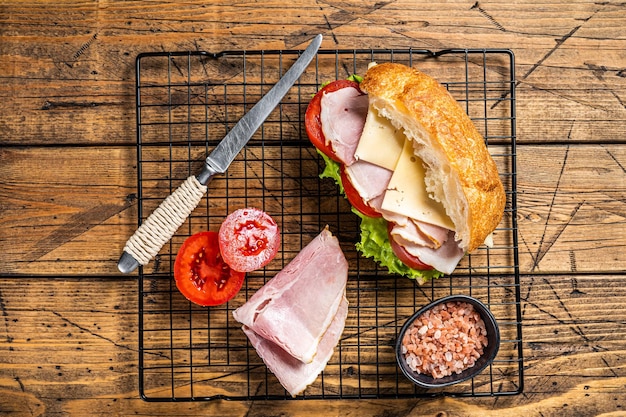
[118, 34, 322, 274]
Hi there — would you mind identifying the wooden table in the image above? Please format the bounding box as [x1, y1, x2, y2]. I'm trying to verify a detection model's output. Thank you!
[1, 1, 625, 415]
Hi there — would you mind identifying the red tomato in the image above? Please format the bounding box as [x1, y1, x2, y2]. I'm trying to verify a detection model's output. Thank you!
[339, 164, 382, 218]
[387, 222, 434, 271]
[218, 208, 280, 272]
[174, 231, 245, 306]
[305, 79, 363, 162]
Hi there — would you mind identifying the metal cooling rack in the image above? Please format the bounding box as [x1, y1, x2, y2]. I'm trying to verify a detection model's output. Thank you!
[135, 47, 522, 401]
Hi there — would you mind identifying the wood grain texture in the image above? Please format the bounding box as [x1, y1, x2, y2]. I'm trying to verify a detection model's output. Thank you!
[1, 0, 626, 415]
[1, 275, 625, 415]
[1, 1, 624, 146]
[1, 144, 623, 275]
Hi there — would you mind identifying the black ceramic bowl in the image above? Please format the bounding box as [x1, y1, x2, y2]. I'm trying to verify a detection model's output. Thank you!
[395, 294, 500, 389]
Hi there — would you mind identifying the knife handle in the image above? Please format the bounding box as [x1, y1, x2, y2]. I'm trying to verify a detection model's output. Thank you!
[118, 175, 207, 273]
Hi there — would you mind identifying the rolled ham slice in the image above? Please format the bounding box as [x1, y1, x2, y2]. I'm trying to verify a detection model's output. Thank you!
[392, 228, 464, 275]
[320, 86, 368, 166]
[415, 220, 451, 249]
[390, 218, 440, 249]
[233, 228, 349, 364]
[242, 296, 349, 397]
[344, 160, 393, 203]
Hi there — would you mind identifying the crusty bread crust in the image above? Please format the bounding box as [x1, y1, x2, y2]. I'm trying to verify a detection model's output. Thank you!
[360, 62, 505, 252]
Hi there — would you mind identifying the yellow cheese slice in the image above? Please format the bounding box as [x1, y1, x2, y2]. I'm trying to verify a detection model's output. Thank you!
[381, 138, 455, 231]
[353, 105, 404, 170]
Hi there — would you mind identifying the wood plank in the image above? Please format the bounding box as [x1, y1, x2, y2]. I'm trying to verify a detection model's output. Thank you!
[136, 270, 522, 399]
[2, 0, 625, 415]
[1, 1, 624, 146]
[0, 274, 625, 414]
[1, 144, 624, 275]
[0, 146, 137, 275]
[516, 144, 626, 273]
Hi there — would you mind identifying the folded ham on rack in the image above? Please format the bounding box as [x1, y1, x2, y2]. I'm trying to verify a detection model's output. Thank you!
[233, 227, 349, 397]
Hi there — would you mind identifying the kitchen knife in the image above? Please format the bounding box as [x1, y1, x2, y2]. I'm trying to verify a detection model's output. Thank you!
[118, 34, 322, 274]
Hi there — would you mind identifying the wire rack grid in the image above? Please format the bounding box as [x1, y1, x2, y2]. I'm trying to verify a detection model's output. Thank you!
[135, 47, 522, 401]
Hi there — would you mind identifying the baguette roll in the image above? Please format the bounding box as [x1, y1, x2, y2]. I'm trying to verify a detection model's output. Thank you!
[360, 63, 505, 252]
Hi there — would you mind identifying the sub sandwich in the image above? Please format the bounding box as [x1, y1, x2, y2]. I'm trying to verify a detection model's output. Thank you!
[305, 62, 506, 283]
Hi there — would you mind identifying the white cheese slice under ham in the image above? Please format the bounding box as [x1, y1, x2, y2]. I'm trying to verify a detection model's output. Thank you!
[320, 86, 368, 166]
[233, 228, 348, 364]
[242, 296, 348, 398]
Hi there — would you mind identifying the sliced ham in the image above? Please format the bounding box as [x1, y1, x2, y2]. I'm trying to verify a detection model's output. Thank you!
[389, 218, 442, 249]
[318, 84, 465, 276]
[344, 160, 393, 203]
[320, 87, 368, 166]
[242, 296, 349, 398]
[415, 220, 451, 249]
[389, 218, 452, 250]
[233, 228, 349, 364]
[392, 229, 464, 275]
[366, 193, 386, 214]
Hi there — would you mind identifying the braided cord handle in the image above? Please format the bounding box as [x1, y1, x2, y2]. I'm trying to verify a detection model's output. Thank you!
[122, 175, 207, 267]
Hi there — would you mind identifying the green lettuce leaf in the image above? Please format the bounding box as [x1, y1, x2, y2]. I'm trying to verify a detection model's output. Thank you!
[317, 151, 443, 283]
[320, 74, 363, 89]
[347, 74, 363, 83]
[318, 150, 344, 194]
[354, 212, 443, 283]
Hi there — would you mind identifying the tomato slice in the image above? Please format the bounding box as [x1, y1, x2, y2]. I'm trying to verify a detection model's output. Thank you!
[174, 231, 246, 306]
[387, 222, 434, 271]
[305, 79, 363, 162]
[218, 208, 280, 273]
[339, 164, 382, 218]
